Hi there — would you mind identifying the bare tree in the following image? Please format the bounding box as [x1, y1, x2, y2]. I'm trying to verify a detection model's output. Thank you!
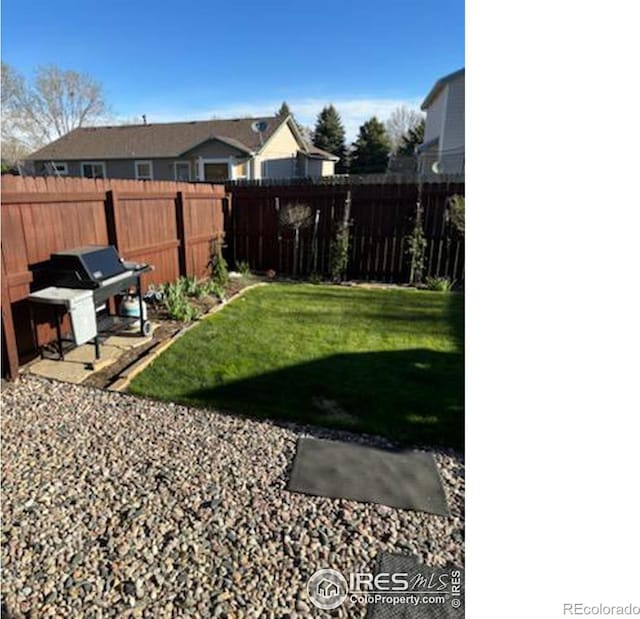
[279, 203, 313, 276]
[1, 63, 110, 163]
[1, 64, 31, 166]
[385, 106, 424, 153]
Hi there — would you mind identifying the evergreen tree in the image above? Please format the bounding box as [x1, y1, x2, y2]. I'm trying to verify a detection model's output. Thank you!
[349, 117, 391, 174]
[397, 120, 425, 156]
[313, 105, 347, 173]
[277, 101, 292, 117]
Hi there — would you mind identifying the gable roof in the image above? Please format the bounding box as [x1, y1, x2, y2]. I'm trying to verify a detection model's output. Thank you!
[27, 115, 300, 161]
[305, 144, 340, 161]
[421, 68, 465, 110]
[283, 119, 340, 162]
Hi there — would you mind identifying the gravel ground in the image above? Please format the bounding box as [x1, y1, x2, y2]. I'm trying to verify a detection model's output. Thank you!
[1, 375, 464, 618]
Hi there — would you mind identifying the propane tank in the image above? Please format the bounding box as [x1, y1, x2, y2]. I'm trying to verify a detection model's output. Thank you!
[120, 295, 148, 321]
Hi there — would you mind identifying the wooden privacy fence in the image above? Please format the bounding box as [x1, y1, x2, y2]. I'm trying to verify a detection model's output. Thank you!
[1, 175, 228, 378]
[228, 182, 465, 282]
[1, 176, 463, 379]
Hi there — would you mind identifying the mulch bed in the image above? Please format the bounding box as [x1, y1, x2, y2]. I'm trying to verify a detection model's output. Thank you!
[83, 275, 264, 390]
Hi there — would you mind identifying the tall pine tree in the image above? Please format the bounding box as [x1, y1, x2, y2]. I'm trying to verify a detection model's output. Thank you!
[276, 101, 292, 117]
[397, 120, 425, 155]
[350, 117, 391, 174]
[313, 105, 347, 173]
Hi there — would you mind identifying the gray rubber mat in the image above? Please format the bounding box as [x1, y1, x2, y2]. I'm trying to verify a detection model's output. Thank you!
[366, 553, 465, 619]
[287, 437, 449, 515]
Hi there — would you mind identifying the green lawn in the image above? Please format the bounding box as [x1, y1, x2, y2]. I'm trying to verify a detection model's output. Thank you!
[129, 284, 464, 448]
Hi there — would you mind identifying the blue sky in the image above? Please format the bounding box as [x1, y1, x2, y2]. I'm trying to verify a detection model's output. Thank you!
[1, 0, 464, 140]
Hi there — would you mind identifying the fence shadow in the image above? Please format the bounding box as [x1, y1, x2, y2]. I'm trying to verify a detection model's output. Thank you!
[180, 347, 464, 450]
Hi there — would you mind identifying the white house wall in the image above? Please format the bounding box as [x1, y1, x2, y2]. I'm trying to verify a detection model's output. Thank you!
[321, 160, 335, 176]
[251, 156, 261, 180]
[261, 121, 300, 157]
[259, 121, 300, 178]
[423, 88, 447, 146]
[441, 75, 465, 173]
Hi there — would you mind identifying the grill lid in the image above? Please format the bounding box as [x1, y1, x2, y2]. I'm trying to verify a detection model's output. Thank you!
[49, 245, 126, 288]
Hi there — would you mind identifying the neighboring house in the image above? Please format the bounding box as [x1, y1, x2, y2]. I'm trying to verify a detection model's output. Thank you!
[418, 68, 465, 179]
[26, 115, 338, 181]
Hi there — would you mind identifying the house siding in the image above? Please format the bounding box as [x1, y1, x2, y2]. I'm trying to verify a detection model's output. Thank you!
[33, 157, 190, 181]
[113, 158, 176, 180]
[34, 139, 247, 181]
[420, 89, 447, 181]
[182, 139, 251, 180]
[249, 157, 260, 180]
[420, 71, 465, 178]
[33, 160, 83, 177]
[259, 122, 302, 179]
[306, 159, 323, 177]
[263, 157, 297, 179]
[423, 89, 447, 147]
[182, 139, 246, 160]
[261, 122, 300, 158]
[321, 160, 335, 176]
[440, 76, 465, 174]
[304, 158, 335, 177]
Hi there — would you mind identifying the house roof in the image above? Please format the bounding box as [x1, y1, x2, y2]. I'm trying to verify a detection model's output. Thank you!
[305, 144, 340, 161]
[283, 120, 340, 162]
[421, 68, 465, 110]
[27, 115, 328, 161]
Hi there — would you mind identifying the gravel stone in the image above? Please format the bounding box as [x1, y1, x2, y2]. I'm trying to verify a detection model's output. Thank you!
[1, 375, 464, 617]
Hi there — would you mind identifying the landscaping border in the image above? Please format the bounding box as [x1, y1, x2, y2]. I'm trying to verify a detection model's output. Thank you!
[107, 282, 268, 392]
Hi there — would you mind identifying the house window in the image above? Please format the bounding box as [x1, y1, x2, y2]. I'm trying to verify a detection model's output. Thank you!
[135, 160, 153, 180]
[81, 162, 106, 179]
[174, 162, 190, 181]
[203, 162, 230, 181]
[51, 162, 68, 175]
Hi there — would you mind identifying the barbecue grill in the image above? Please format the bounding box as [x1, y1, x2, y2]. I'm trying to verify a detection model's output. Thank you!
[28, 245, 153, 361]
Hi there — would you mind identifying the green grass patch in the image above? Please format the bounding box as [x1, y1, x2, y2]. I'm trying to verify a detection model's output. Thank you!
[129, 284, 464, 448]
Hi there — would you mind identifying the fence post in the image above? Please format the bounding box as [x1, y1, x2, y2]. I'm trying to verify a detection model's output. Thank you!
[275, 196, 281, 272]
[104, 190, 120, 248]
[311, 208, 320, 274]
[342, 189, 352, 280]
[222, 193, 234, 269]
[1, 251, 19, 380]
[175, 191, 187, 277]
[103, 189, 124, 314]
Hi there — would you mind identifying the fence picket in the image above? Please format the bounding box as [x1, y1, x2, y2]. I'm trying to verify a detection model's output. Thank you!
[227, 181, 463, 282]
[1, 175, 463, 379]
[1, 175, 227, 377]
